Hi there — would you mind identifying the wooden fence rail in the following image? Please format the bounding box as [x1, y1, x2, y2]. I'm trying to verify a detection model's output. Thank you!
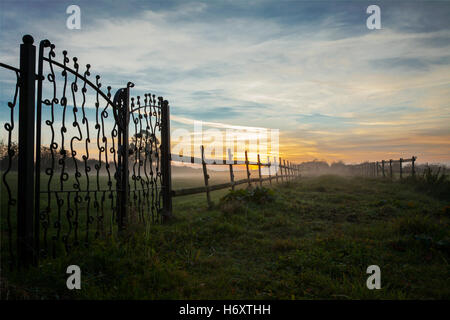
[171, 147, 300, 201]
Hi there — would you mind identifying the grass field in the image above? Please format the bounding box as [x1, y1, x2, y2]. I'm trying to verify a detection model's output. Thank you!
[1, 175, 450, 299]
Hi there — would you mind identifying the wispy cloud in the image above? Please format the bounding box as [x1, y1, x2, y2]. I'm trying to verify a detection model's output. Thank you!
[1, 0, 449, 164]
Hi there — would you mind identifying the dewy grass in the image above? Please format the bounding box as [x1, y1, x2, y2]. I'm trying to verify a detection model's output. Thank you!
[1, 175, 450, 299]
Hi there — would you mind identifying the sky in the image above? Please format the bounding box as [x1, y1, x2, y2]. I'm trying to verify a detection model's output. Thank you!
[0, 0, 449, 165]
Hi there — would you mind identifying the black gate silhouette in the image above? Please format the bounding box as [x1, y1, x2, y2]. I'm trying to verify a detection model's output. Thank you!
[0, 35, 172, 269]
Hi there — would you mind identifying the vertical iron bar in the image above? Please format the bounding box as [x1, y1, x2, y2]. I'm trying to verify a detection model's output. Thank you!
[17, 35, 36, 268]
[122, 87, 130, 232]
[160, 99, 173, 221]
[34, 39, 48, 264]
[116, 86, 131, 233]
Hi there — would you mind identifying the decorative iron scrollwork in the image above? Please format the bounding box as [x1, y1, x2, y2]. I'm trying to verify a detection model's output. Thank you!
[1, 36, 169, 268]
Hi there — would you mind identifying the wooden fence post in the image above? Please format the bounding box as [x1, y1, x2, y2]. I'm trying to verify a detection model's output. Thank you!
[382, 160, 385, 177]
[399, 158, 403, 179]
[228, 148, 235, 191]
[257, 154, 262, 187]
[201, 145, 212, 208]
[286, 160, 290, 180]
[285, 161, 288, 179]
[290, 161, 293, 178]
[376, 161, 378, 177]
[276, 157, 280, 183]
[245, 150, 251, 188]
[389, 159, 393, 179]
[17, 35, 36, 268]
[290, 162, 293, 178]
[411, 156, 416, 178]
[267, 156, 272, 186]
[279, 157, 283, 182]
[288, 161, 291, 179]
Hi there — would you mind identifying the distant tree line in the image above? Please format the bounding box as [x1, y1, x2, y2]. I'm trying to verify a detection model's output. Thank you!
[0, 131, 160, 174]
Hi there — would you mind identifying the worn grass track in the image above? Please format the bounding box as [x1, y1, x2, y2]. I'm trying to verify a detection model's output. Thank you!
[2, 175, 449, 299]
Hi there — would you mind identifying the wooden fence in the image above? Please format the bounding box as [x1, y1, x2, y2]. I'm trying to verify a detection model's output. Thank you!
[350, 156, 417, 179]
[171, 147, 300, 207]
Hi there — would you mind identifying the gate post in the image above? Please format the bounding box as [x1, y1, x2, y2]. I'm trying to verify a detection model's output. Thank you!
[17, 35, 36, 267]
[160, 99, 173, 221]
[114, 83, 133, 233]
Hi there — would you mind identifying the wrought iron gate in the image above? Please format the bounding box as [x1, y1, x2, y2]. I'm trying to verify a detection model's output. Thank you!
[0, 35, 172, 270]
